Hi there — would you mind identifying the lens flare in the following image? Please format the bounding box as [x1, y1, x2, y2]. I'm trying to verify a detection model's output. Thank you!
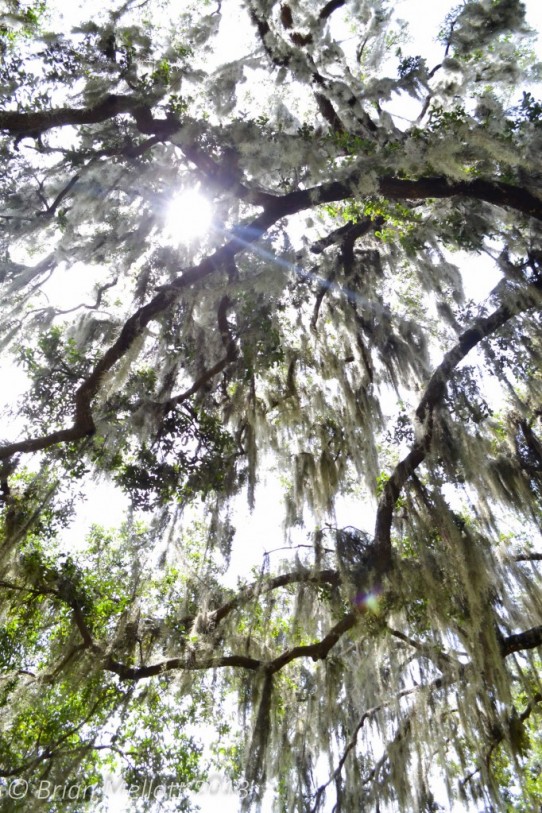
[165, 191, 213, 243]
[353, 585, 383, 613]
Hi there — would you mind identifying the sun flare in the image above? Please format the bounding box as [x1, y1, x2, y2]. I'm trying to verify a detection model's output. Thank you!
[165, 190, 213, 243]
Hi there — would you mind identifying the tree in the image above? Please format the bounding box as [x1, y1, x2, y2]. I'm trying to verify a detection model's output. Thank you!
[1, 0, 542, 809]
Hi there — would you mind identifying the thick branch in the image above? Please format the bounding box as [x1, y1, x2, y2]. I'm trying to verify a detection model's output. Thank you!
[103, 612, 356, 681]
[3, 98, 541, 220]
[0, 209, 278, 462]
[158, 294, 238, 409]
[319, 0, 347, 20]
[0, 95, 163, 136]
[165, 356, 233, 409]
[379, 175, 542, 222]
[118, 569, 341, 646]
[273, 174, 542, 223]
[269, 612, 356, 673]
[373, 281, 542, 557]
[48, 567, 343, 679]
[310, 217, 375, 254]
[208, 569, 341, 628]
[314, 92, 345, 132]
[501, 624, 542, 656]
[38, 173, 80, 218]
[2, 98, 541, 467]
[103, 653, 262, 679]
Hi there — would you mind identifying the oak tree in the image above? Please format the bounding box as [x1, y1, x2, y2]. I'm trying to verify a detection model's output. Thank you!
[1, 0, 542, 810]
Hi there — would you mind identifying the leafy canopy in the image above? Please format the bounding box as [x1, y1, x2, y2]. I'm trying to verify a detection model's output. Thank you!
[1, 0, 542, 810]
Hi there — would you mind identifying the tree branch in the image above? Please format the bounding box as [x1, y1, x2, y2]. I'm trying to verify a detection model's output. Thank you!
[373, 279, 542, 559]
[3, 97, 541, 220]
[0, 95, 163, 137]
[319, 0, 347, 20]
[102, 611, 356, 681]
[268, 612, 356, 673]
[310, 217, 375, 255]
[461, 691, 542, 788]
[314, 621, 542, 810]
[207, 569, 341, 628]
[274, 174, 542, 223]
[0, 209, 278, 462]
[501, 624, 542, 656]
[103, 652, 263, 679]
[2, 98, 541, 472]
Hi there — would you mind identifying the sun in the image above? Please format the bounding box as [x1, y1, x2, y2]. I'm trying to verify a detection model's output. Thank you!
[164, 190, 213, 244]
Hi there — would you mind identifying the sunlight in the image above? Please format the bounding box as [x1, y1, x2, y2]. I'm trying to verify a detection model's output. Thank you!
[164, 190, 213, 244]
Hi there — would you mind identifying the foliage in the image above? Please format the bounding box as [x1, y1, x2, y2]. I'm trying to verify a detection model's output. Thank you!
[1, 0, 542, 811]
